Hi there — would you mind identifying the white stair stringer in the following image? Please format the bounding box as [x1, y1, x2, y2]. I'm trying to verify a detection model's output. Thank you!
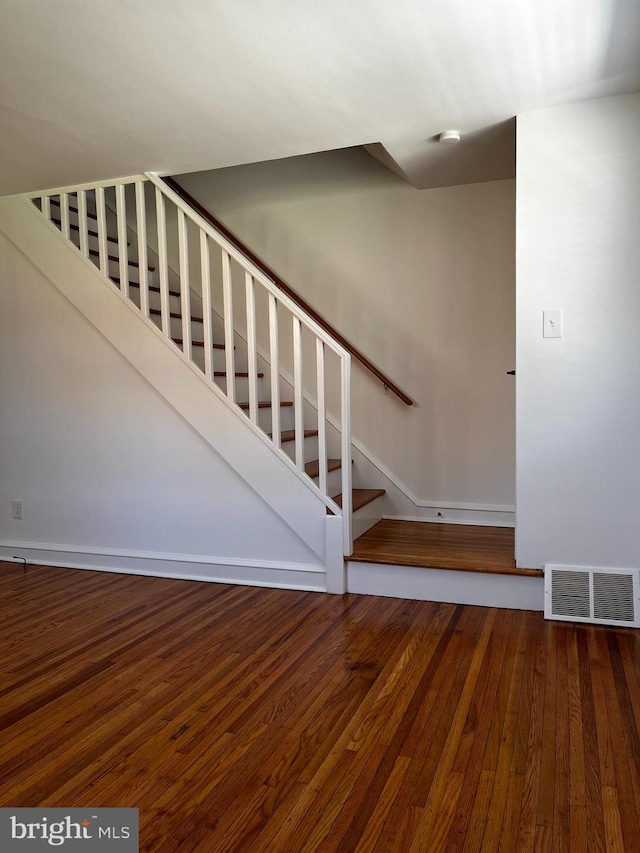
[0, 194, 343, 587]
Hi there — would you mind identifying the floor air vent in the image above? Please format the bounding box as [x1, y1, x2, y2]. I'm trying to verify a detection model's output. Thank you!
[545, 565, 639, 627]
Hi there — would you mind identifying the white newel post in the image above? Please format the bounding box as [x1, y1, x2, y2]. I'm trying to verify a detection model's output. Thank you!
[325, 515, 346, 594]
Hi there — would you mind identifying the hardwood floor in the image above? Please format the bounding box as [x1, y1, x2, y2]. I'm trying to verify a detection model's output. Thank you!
[351, 520, 543, 577]
[1, 562, 639, 851]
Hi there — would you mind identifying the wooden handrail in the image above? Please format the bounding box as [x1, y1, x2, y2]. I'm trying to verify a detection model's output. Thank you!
[163, 176, 413, 406]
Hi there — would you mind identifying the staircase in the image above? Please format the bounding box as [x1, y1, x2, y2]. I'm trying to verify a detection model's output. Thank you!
[28, 175, 388, 560]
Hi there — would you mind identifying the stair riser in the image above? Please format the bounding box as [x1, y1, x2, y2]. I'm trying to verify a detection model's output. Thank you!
[318, 466, 344, 496]
[186, 342, 248, 375]
[281, 435, 318, 464]
[214, 376, 266, 401]
[244, 405, 294, 434]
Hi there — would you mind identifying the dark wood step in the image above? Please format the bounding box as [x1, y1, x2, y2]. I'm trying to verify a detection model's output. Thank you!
[128, 281, 181, 299]
[90, 249, 155, 271]
[332, 489, 385, 513]
[275, 429, 319, 443]
[214, 371, 264, 379]
[110, 276, 139, 288]
[53, 220, 120, 244]
[305, 459, 342, 479]
[349, 520, 543, 577]
[50, 198, 98, 220]
[238, 401, 293, 410]
[172, 338, 226, 350]
[150, 309, 203, 324]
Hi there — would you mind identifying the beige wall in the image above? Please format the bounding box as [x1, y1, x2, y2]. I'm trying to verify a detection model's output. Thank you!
[516, 94, 640, 569]
[179, 150, 516, 510]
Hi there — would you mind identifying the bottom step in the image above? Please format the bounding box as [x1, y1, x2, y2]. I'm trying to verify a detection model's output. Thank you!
[347, 561, 544, 611]
[346, 521, 543, 610]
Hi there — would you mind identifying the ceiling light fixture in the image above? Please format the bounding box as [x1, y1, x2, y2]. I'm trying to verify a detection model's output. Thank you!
[438, 130, 461, 145]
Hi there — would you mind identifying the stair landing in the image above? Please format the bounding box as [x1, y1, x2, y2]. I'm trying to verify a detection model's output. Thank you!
[347, 521, 544, 610]
[350, 520, 542, 577]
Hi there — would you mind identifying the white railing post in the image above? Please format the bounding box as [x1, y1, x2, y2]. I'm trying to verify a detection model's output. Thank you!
[200, 230, 214, 381]
[177, 209, 192, 360]
[316, 339, 327, 497]
[40, 195, 51, 221]
[222, 250, 236, 404]
[77, 191, 89, 258]
[95, 187, 108, 277]
[116, 184, 129, 299]
[134, 181, 149, 318]
[155, 186, 170, 337]
[293, 316, 304, 471]
[341, 353, 353, 555]
[245, 272, 258, 425]
[268, 294, 281, 449]
[60, 193, 70, 240]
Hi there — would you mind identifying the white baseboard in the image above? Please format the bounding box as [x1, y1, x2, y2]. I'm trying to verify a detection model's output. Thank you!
[0, 541, 326, 592]
[347, 561, 543, 611]
[384, 513, 515, 528]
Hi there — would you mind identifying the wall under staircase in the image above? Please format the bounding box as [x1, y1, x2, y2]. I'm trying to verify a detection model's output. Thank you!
[0, 192, 348, 591]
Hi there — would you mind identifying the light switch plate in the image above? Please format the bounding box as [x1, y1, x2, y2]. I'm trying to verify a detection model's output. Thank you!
[543, 310, 563, 338]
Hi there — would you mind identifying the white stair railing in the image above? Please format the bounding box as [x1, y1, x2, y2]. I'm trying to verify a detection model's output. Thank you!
[24, 175, 353, 555]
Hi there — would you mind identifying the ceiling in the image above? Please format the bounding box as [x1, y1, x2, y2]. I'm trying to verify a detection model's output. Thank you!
[0, 0, 639, 195]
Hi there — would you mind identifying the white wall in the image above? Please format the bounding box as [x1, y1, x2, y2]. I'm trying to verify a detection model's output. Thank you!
[516, 93, 640, 569]
[0, 208, 330, 588]
[178, 150, 516, 516]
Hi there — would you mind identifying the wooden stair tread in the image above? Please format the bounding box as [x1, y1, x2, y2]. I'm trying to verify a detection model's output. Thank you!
[349, 520, 543, 577]
[110, 276, 139, 287]
[129, 281, 181, 298]
[214, 371, 264, 378]
[238, 400, 293, 410]
[50, 198, 98, 220]
[172, 338, 226, 350]
[332, 489, 385, 512]
[305, 458, 342, 478]
[275, 430, 318, 443]
[89, 249, 155, 271]
[53, 220, 120, 244]
[150, 309, 203, 323]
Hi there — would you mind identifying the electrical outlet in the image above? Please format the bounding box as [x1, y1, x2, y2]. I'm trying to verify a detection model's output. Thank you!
[12, 499, 24, 520]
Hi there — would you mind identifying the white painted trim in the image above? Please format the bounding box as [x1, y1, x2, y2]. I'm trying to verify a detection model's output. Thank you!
[22, 175, 146, 198]
[1, 552, 324, 593]
[385, 514, 515, 529]
[0, 539, 324, 573]
[347, 561, 544, 611]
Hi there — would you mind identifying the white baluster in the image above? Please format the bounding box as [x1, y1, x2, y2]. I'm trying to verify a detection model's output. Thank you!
[200, 230, 214, 381]
[316, 339, 327, 496]
[177, 209, 191, 360]
[60, 193, 70, 240]
[155, 187, 170, 337]
[268, 294, 281, 450]
[222, 251, 235, 403]
[293, 317, 304, 470]
[95, 187, 108, 277]
[77, 191, 89, 258]
[41, 195, 51, 221]
[135, 181, 149, 318]
[245, 272, 258, 425]
[116, 184, 129, 299]
[341, 353, 353, 555]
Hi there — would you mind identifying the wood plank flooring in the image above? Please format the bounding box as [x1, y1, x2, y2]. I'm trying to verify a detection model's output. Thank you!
[1, 562, 639, 851]
[351, 520, 543, 577]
